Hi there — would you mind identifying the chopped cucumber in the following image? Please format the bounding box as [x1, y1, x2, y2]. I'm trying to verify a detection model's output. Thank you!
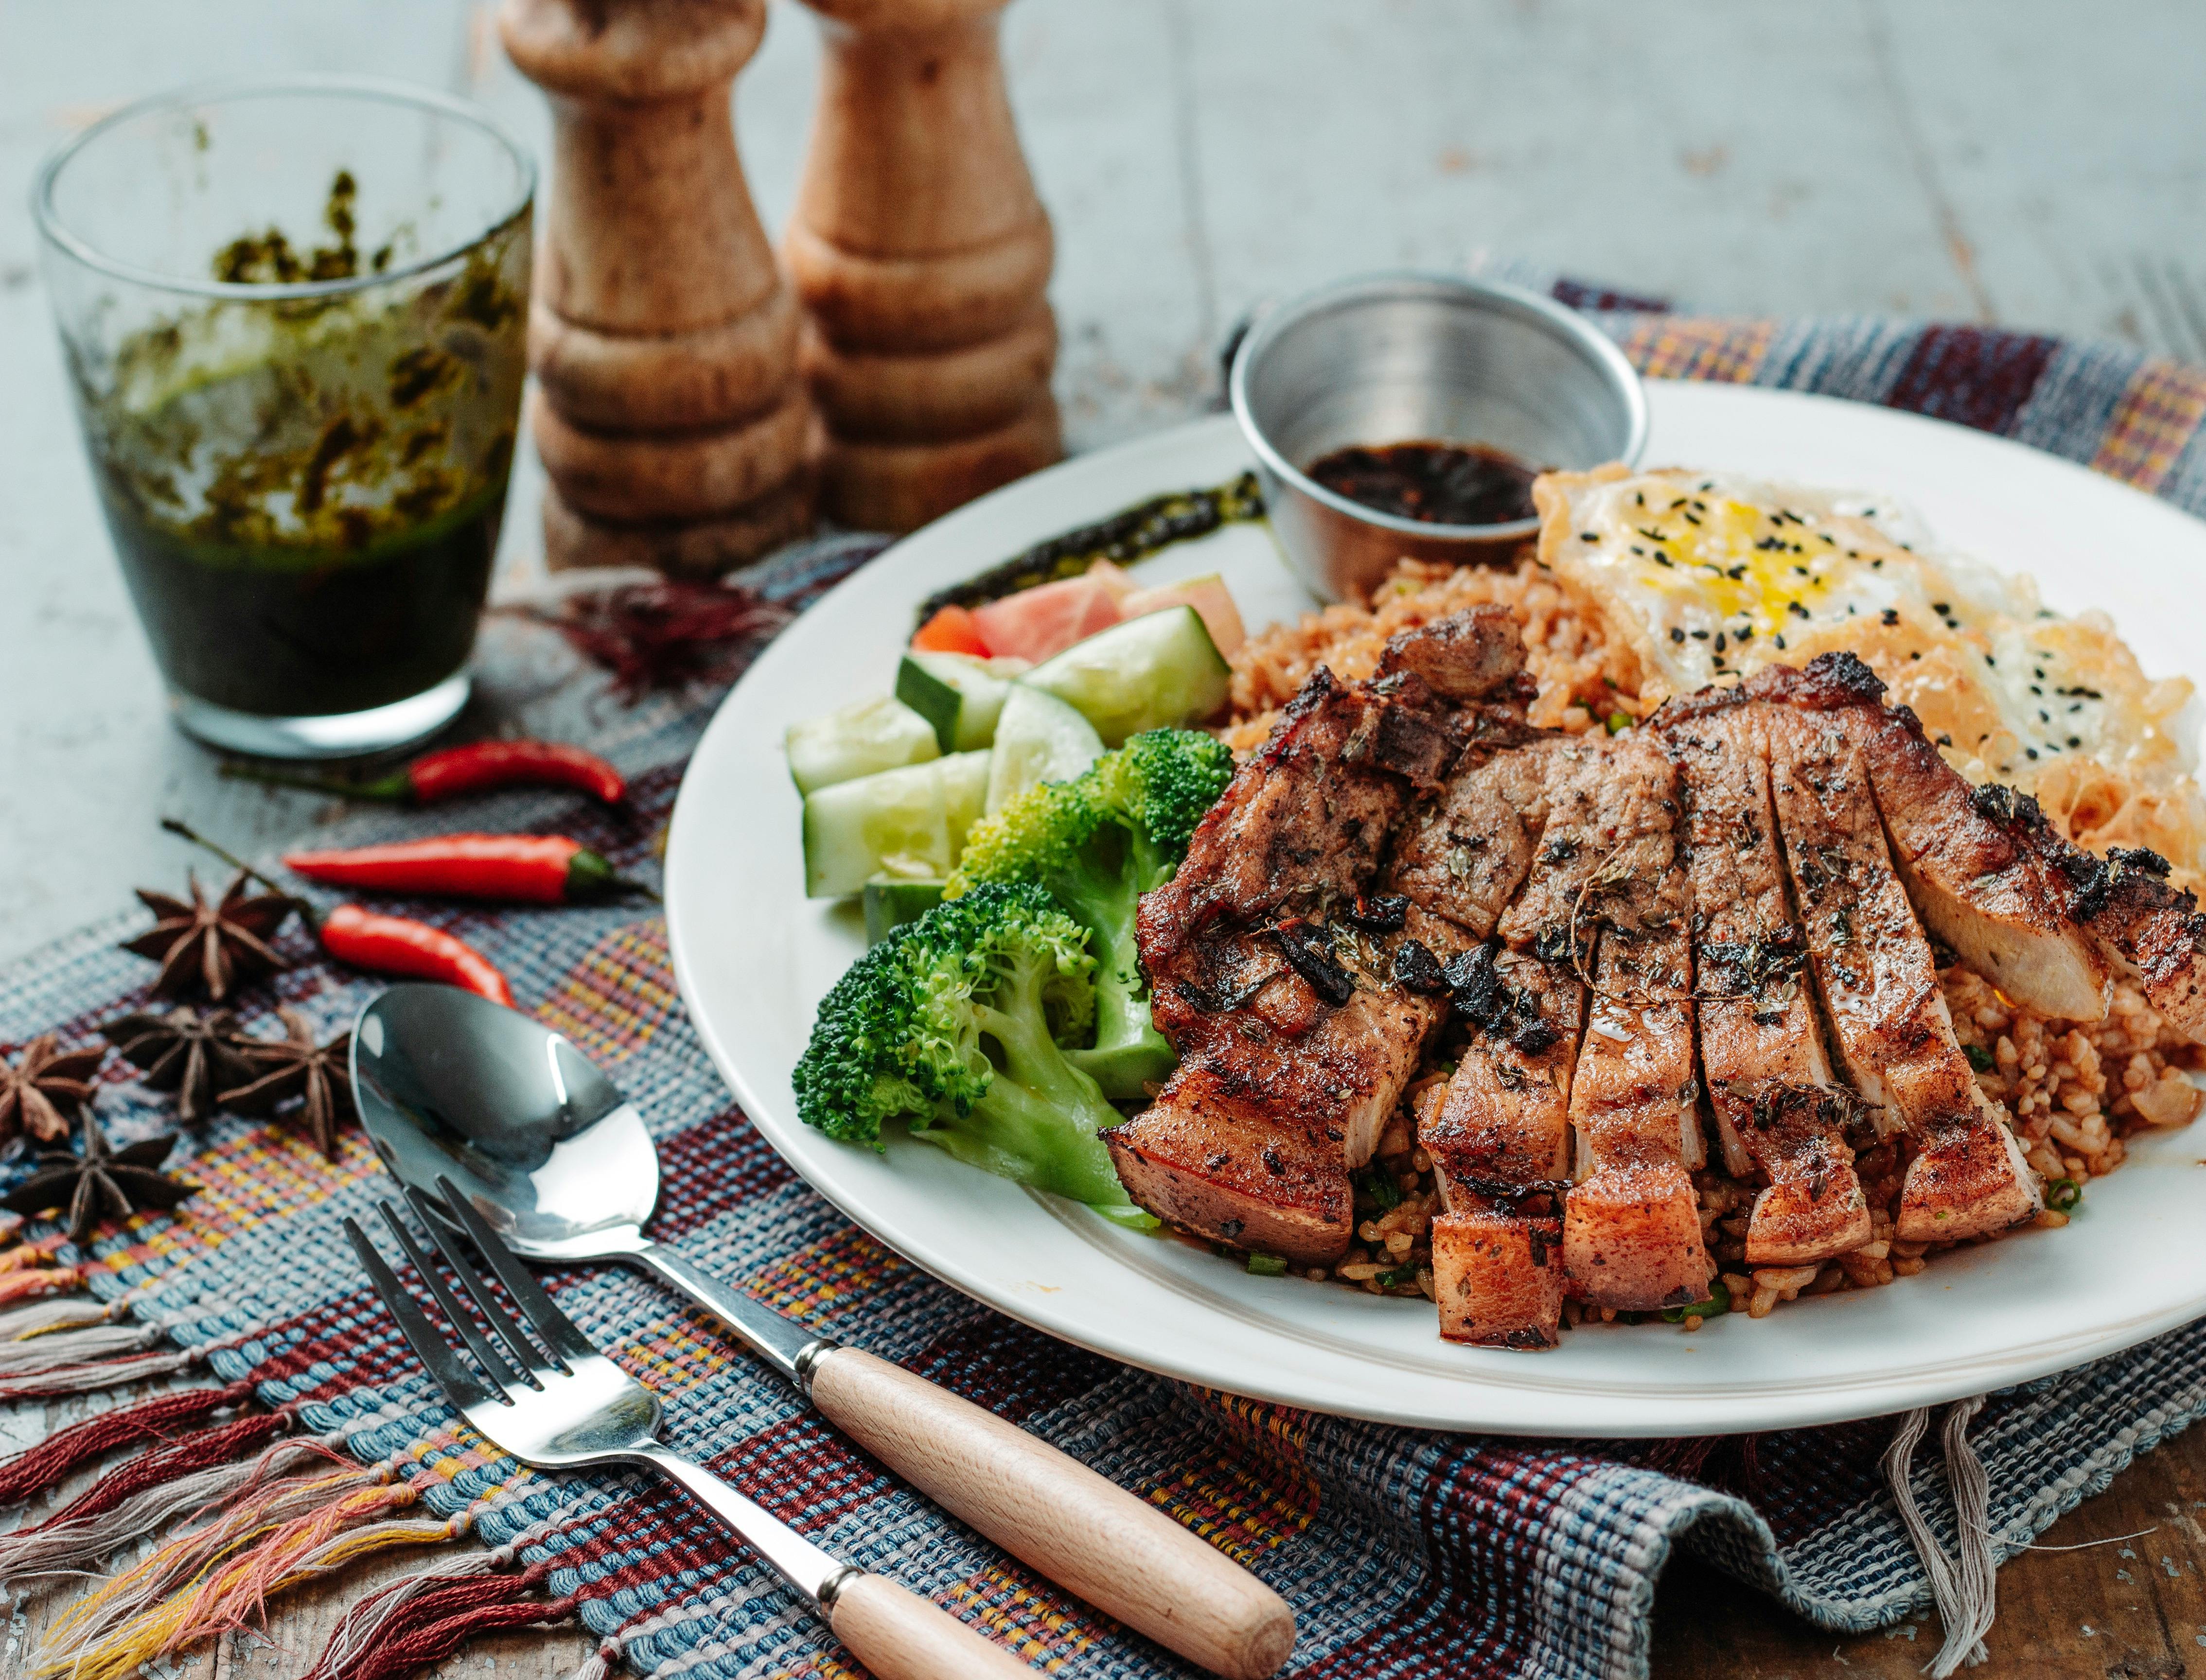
[895, 652, 1028, 753]
[802, 751, 990, 897]
[1020, 605, 1231, 746]
[785, 694, 939, 795]
[939, 747, 990, 849]
[863, 879, 946, 945]
[985, 684, 1104, 814]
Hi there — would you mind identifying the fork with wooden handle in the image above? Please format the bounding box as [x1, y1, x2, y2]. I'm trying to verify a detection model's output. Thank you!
[348, 1187, 1038, 1680]
[351, 988, 1297, 1677]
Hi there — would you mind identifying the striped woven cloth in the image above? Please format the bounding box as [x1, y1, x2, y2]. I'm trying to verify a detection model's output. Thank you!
[6, 305, 2206, 1680]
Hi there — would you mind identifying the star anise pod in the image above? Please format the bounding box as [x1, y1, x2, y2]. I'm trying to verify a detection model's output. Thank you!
[220, 1009, 355, 1157]
[0, 1035, 106, 1146]
[0, 1110, 194, 1245]
[121, 870, 294, 1001]
[102, 1007, 255, 1125]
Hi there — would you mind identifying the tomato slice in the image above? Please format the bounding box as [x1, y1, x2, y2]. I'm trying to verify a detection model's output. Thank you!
[911, 604, 991, 655]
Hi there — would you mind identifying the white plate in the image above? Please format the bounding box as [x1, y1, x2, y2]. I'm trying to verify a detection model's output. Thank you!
[666, 384, 2206, 1435]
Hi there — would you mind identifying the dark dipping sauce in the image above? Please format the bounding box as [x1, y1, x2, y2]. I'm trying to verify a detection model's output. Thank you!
[1305, 439, 1542, 527]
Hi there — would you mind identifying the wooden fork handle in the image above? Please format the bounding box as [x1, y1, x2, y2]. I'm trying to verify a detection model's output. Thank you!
[809, 1346, 1297, 1680]
[826, 1573, 1035, 1680]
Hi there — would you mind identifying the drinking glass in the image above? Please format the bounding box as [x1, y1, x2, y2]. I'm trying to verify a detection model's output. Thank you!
[34, 77, 534, 758]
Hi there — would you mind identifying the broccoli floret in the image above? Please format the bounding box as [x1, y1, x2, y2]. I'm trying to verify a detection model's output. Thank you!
[793, 880, 1130, 1208]
[949, 729, 1232, 1097]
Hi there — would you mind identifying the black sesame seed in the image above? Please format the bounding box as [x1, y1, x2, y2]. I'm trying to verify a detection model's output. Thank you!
[1669, 627, 1686, 644]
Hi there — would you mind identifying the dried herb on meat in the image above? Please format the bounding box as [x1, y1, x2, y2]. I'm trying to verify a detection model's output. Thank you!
[0, 1110, 194, 1245]
[0, 1035, 105, 1146]
[102, 1007, 253, 1125]
[121, 871, 294, 1000]
[220, 1008, 355, 1157]
[1272, 918, 1356, 1006]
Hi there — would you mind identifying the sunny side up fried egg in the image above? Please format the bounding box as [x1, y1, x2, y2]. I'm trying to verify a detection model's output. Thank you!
[1533, 465, 2206, 874]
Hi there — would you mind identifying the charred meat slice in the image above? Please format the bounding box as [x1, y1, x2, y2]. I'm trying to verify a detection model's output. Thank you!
[1375, 603, 1540, 705]
[1142, 608, 1527, 962]
[1420, 952, 1584, 1348]
[1432, 1206, 1567, 1348]
[1736, 655, 2110, 1023]
[1118, 610, 1528, 1253]
[1969, 782, 2206, 1044]
[1564, 923, 1712, 1311]
[1388, 734, 1566, 941]
[1139, 667, 1410, 957]
[1658, 702, 1869, 1265]
[1423, 948, 1585, 1201]
[1723, 1081, 1873, 1266]
[1761, 703, 2040, 1242]
[1147, 918, 1442, 1173]
[1497, 734, 1712, 1311]
[1103, 1069, 1353, 1264]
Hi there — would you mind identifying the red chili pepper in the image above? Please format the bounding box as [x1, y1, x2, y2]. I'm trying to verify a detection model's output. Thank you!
[319, 905, 516, 1007]
[282, 834, 651, 904]
[223, 740, 625, 806]
[160, 819, 520, 1008]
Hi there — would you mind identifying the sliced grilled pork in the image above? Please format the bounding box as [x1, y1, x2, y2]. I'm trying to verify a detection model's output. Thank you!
[1114, 608, 1529, 1258]
[1104, 1067, 1353, 1262]
[1760, 703, 2041, 1242]
[1502, 734, 1713, 1312]
[1388, 728, 1568, 942]
[1658, 703, 1871, 1265]
[1971, 784, 2206, 1045]
[1423, 949, 1585, 1346]
[1388, 726, 1584, 1346]
[1742, 655, 2110, 1023]
[1141, 605, 1527, 962]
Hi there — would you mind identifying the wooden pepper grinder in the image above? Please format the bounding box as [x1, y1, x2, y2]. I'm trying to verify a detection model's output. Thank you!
[501, 0, 816, 576]
[786, 0, 1061, 533]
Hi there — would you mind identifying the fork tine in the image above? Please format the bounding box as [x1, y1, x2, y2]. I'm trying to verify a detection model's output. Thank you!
[344, 1216, 498, 1414]
[433, 1175, 600, 1365]
[400, 1186, 566, 1380]
[374, 1200, 535, 1393]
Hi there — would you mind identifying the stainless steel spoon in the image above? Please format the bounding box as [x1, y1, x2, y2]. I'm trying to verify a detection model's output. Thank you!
[351, 984, 1294, 1680]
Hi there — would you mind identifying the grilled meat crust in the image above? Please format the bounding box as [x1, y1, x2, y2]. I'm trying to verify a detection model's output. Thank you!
[1141, 606, 1530, 968]
[1102, 1069, 1354, 1264]
[1431, 1210, 1566, 1348]
[1117, 609, 1531, 1256]
[1759, 702, 2040, 1242]
[1388, 731, 1566, 941]
[1104, 614, 2187, 1341]
[1969, 782, 2206, 1043]
[1722, 655, 2112, 1023]
[1423, 950, 1584, 1200]
[1657, 703, 1869, 1265]
[1505, 734, 1713, 1310]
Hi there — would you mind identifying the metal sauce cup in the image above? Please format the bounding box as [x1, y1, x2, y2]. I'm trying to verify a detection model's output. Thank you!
[1230, 272, 1648, 601]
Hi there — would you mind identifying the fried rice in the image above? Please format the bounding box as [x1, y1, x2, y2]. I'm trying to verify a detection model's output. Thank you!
[1218, 554, 2206, 1327]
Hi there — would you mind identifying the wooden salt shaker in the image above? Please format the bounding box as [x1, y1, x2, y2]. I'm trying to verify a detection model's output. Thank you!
[787, 0, 1061, 533]
[501, 0, 815, 576]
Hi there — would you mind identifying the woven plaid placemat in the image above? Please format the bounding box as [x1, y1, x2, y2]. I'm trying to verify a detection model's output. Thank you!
[6, 304, 2206, 1680]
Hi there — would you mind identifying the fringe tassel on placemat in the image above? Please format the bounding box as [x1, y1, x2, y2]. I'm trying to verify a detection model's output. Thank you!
[564, 1636, 624, 1680]
[0, 1291, 116, 1339]
[30, 1457, 417, 1677]
[0, 1343, 202, 1400]
[0, 1423, 326, 1579]
[327, 1558, 576, 1680]
[1884, 1396, 1997, 1678]
[0, 1376, 258, 1508]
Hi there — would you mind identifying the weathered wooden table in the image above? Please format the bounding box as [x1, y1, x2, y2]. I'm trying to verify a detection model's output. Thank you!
[6, 3, 2206, 1675]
